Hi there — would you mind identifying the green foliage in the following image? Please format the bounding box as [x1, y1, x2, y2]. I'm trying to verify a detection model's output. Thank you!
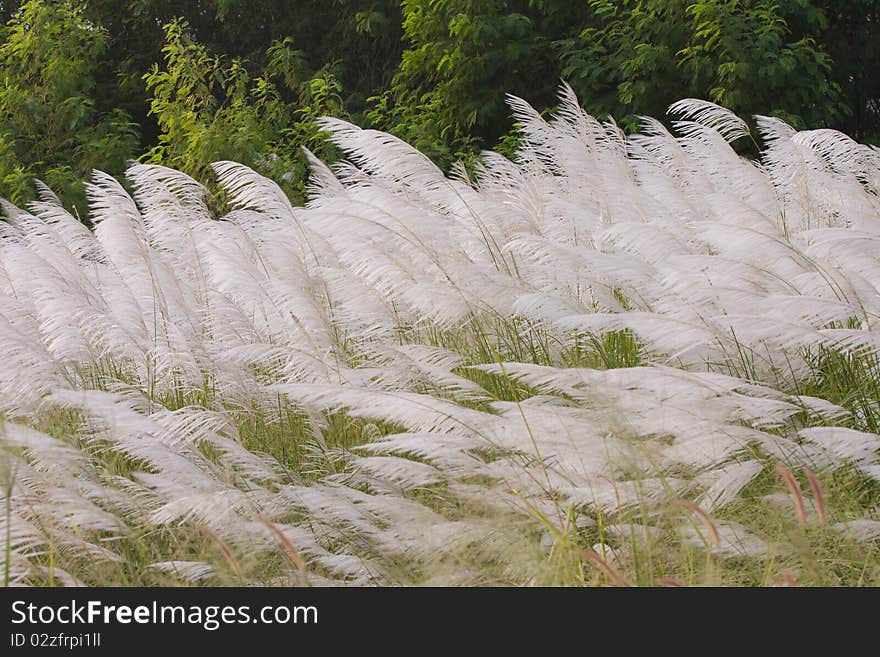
[0, 0, 139, 211]
[373, 1, 863, 165]
[818, 0, 880, 141]
[680, 1, 842, 128]
[372, 0, 587, 166]
[85, 0, 403, 117]
[0, 0, 878, 209]
[558, 0, 846, 131]
[142, 20, 346, 202]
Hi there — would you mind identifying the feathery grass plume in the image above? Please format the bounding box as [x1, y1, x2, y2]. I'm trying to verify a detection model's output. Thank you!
[1, 85, 880, 585]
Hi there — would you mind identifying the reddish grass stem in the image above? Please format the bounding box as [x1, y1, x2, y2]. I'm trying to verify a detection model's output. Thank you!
[802, 468, 826, 525]
[776, 464, 807, 527]
[195, 522, 244, 578]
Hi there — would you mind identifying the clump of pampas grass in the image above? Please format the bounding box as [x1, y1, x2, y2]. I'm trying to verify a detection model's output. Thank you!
[2, 85, 880, 586]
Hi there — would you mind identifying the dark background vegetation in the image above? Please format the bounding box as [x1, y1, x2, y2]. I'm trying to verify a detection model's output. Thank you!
[0, 0, 877, 212]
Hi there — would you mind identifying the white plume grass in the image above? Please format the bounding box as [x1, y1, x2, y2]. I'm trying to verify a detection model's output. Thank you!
[2, 86, 880, 586]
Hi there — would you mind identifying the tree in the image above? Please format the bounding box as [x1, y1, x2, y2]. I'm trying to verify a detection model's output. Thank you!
[143, 19, 347, 202]
[1, 0, 876, 215]
[558, 1, 846, 132]
[816, 0, 880, 142]
[0, 0, 138, 211]
[372, 0, 588, 165]
[380, 1, 858, 163]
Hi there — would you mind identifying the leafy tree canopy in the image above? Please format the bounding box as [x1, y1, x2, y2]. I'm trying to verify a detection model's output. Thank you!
[0, 0, 876, 210]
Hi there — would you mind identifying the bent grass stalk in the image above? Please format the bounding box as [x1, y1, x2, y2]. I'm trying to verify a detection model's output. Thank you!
[802, 468, 826, 526]
[195, 523, 243, 580]
[257, 516, 311, 585]
[776, 464, 808, 528]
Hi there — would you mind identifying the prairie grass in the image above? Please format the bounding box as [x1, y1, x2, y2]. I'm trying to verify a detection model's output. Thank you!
[2, 88, 880, 586]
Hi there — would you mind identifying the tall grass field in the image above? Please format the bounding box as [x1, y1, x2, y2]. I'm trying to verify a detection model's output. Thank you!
[2, 87, 880, 586]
